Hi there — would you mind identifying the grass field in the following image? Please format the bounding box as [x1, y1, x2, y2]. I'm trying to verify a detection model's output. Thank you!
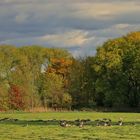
[0, 112, 140, 140]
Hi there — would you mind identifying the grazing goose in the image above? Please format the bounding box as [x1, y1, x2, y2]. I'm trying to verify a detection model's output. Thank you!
[75, 119, 84, 128]
[118, 118, 123, 126]
[60, 120, 67, 127]
[95, 118, 112, 126]
[79, 121, 84, 128]
[106, 119, 112, 126]
[96, 120, 105, 126]
[118, 120, 123, 126]
[60, 120, 71, 127]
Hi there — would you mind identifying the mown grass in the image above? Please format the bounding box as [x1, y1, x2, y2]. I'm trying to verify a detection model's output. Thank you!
[0, 112, 140, 140]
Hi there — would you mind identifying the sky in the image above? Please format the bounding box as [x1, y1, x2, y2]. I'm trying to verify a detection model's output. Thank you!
[0, 0, 140, 57]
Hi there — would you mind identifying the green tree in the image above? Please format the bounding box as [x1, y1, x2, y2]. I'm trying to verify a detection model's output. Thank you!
[41, 72, 71, 109]
[93, 32, 140, 107]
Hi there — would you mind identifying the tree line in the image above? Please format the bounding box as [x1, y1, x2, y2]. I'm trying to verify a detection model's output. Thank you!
[0, 31, 140, 111]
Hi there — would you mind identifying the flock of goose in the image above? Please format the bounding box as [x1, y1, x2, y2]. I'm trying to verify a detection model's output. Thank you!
[0, 117, 124, 128]
[60, 118, 123, 128]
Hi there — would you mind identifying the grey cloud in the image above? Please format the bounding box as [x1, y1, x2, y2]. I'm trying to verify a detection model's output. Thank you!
[0, 0, 140, 57]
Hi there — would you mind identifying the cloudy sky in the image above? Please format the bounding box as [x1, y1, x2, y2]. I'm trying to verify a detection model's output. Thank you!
[0, 0, 140, 57]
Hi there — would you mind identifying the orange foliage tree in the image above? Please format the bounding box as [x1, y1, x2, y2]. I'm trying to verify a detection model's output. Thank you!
[47, 58, 72, 87]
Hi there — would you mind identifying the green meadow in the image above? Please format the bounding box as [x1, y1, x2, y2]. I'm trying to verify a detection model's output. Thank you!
[0, 112, 140, 140]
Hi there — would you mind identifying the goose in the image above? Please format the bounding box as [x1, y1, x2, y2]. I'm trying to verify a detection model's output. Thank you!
[60, 120, 71, 127]
[118, 120, 123, 126]
[118, 118, 123, 126]
[60, 120, 67, 127]
[79, 121, 84, 128]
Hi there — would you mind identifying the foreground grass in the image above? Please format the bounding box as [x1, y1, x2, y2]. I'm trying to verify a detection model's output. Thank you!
[0, 112, 140, 140]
